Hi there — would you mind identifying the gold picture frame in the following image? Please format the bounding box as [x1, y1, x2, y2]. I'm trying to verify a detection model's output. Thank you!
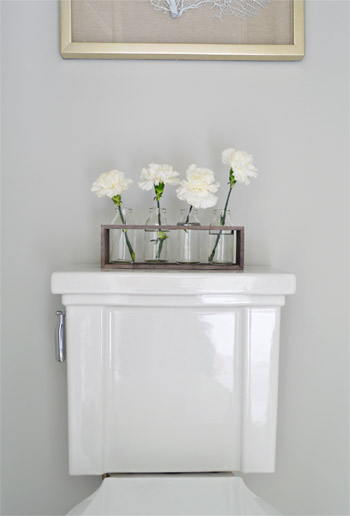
[60, 0, 304, 61]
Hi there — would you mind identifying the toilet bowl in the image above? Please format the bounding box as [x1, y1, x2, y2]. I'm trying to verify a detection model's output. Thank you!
[52, 267, 295, 516]
[67, 474, 280, 516]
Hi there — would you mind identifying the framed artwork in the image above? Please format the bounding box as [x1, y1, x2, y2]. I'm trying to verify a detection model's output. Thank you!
[61, 0, 304, 61]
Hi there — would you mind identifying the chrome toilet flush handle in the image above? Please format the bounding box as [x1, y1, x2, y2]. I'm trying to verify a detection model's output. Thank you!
[55, 310, 66, 362]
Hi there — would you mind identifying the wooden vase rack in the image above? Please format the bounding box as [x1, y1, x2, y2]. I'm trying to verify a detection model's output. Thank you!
[101, 224, 244, 270]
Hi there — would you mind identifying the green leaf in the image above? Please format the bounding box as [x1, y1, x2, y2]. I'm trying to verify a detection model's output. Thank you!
[154, 182, 165, 201]
[157, 230, 168, 241]
[112, 194, 122, 206]
[229, 169, 236, 188]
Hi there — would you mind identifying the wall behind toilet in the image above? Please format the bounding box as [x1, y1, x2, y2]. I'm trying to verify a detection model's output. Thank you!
[1, 1, 349, 515]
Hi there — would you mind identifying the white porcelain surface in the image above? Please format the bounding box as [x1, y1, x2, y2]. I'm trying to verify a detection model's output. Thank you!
[51, 265, 296, 297]
[67, 474, 280, 516]
[51, 267, 295, 475]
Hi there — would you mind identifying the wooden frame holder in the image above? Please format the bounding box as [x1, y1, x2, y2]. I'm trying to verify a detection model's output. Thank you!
[101, 225, 244, 270]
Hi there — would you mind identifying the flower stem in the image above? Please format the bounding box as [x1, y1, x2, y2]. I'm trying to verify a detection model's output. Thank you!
[222, 187, 233, 224]
[183, 205, 193, 234]
[157, 199, 162, 225]
[117, 205, 135, 263]
[156, 199, 166, 260]
[208, 186, 233, 263]
[208, 230, 222, 263]
[185, 205, 193, 224]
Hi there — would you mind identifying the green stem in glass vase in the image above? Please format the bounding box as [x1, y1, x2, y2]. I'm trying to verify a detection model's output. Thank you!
[183, 205, 193, 234]
[154, 184, 168, 260]
[112, 195, 135, 262]
[184, 205, 193, 224]
[208, 169, 236, 263]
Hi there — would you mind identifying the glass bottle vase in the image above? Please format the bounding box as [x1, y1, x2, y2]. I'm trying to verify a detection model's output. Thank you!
[144, 207, 169, 263]
[176, 208, 201, 264]
[110, 207, 135, 263]
[208, 209, 235, 264]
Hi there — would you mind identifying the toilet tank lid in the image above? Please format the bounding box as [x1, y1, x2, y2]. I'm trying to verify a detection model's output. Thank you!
[51, 265, 296, 296]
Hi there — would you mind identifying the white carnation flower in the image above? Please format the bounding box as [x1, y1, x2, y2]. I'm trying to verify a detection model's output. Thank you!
[91, 170, 133, 198]
[176, 164, 219, 209]
[138, 163, 180, 191]
[221, 148, 258, 185]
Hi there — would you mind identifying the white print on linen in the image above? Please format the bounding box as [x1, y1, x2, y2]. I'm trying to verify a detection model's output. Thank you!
[149, 0, 271, 19]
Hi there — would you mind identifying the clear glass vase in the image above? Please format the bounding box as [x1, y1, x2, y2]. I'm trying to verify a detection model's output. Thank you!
[208, 209, 235, 264]
[110, 207, 135, 263]
[144, 207, 169, 262]
[176, 208, 201, 264]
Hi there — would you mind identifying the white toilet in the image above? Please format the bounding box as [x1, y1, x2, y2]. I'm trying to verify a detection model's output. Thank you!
[51, 266, 296, 516]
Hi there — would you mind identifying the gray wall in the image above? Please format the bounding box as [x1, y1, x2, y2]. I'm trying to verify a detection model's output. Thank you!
[1, 0, 349, 514]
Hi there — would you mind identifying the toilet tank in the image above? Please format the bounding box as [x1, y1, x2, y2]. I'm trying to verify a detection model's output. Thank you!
[51, 266, 295, 476]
